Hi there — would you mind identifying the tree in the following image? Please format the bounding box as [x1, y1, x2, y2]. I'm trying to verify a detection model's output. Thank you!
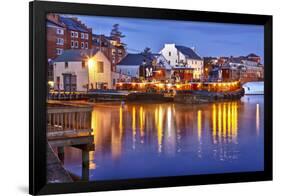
[110, 24, 125, 40]
[142, 47, 151, 55]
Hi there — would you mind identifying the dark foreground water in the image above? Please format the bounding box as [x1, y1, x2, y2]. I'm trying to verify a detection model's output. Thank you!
[63, 95, 264, 181]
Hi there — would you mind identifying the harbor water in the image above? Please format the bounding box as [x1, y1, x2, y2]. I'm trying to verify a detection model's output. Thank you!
[61, 95, 264, 181]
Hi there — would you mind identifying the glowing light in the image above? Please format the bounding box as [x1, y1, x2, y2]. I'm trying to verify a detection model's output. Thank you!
[48, 81, 54, 88]
[88, 58, 95, 68]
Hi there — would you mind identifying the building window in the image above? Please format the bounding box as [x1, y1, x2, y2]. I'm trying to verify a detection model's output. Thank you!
[65, 62, 68, 69]
[169, 51, 171, 56]
[81, 42, 84, 49]
[85, 33, 89, 40]
[96, 61, 104, 73]
[56, 38, 64, 45]
[56, 28, 64, 35]
[81, 33, 84, 39]
[75, 41, 79, 48]
[56, 48, 63, 55]
[85, 42, 88, 49]
[71, 31, 78, 38]
[71, 40, 74, 48]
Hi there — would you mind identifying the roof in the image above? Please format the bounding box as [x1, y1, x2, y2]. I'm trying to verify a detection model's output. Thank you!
[92, 34, 112, 40]
[247, 53, 259, 58]
[175, 45, 201, 60]
[53, 49, 99, 62]
[117, 53, 154, 66]
[60, 17, 90, 33]
[46, 19, 65, 28]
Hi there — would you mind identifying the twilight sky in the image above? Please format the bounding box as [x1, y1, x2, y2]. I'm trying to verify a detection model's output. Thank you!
[66, 14, 264, 61]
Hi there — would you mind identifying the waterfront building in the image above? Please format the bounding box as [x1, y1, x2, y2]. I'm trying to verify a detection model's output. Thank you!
[46, 14, 92, 60]
[160, 43, 204, 80]
[116, 53, 170, 81]
[46, 14, 93, 82]
[53, 49, 116, 91]
[92, 34, 127, 71]
[205, 54, 264, 82]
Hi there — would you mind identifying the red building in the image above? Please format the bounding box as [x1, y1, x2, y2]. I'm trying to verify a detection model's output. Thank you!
[46, 14, 66, 61]
[60, 16, 92, 50]
[46, 13, 93, 81]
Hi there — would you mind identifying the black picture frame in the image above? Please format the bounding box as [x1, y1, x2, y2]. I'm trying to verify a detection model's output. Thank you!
[29, 1, 273, 195]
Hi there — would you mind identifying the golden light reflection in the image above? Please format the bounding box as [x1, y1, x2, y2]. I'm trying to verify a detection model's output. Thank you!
[111, 126, 122, 159]
[89, 151, 96, 170]
[212, 104, 217, 143]
[223, 104, 227, 140]
[233, 102, 238, 143]
[212, 102, 238, 145]
[167, 106, 172, 137]
[139, 106, 144, 137]
[218, 104, 222, 143]
[256, 104, 260, 136]
[157, 106, 163, 153]
[227, 103, 231, 142]
[119, 106, 123, 132]
[197, 110, 202, 142]
[132, 106, 136, 148]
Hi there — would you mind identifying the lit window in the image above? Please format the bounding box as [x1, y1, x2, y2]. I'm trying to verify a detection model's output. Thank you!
[96, 61, 104, 73]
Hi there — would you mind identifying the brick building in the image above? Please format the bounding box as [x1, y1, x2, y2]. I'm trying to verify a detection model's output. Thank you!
[46, 13, 92, 82]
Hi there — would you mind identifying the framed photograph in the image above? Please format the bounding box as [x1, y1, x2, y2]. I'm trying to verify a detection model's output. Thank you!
[29, 1, 272, 195]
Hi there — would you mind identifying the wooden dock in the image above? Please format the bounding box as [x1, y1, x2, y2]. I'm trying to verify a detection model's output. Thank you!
[47, 103, 95, 182]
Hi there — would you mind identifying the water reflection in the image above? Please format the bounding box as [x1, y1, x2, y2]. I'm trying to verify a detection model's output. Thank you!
[63, 96, 264, 181]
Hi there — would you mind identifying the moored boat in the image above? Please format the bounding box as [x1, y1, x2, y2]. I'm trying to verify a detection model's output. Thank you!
[243, 81, 264, 95]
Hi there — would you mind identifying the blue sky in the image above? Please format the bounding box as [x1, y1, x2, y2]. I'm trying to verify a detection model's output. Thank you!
[66, 14, 264, 61]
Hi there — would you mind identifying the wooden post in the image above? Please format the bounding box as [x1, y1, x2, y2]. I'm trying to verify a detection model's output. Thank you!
[57, 146, 64, 164]
[81, 150, 90, 181]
